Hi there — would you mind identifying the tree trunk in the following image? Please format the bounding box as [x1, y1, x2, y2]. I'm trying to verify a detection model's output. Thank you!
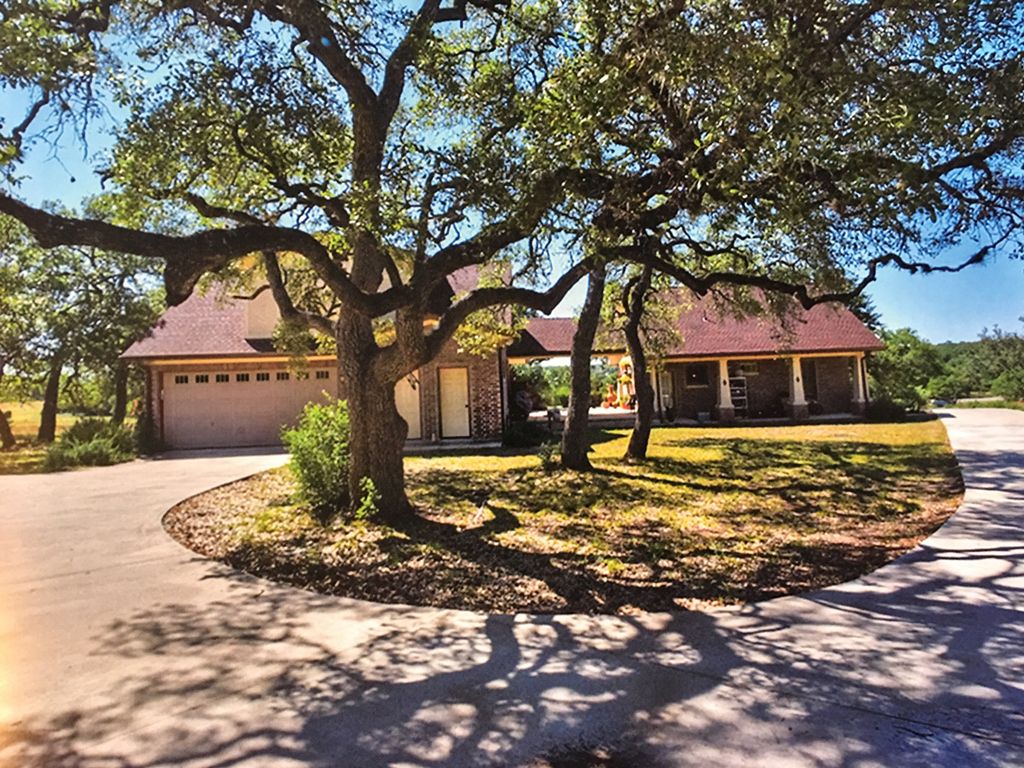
[0, 366, 14, 450]
[560, 264, 606, 471]
[112, 362, 129, 425]
[37, 354, 63, 443]
[336, 312, 410, 519]
[624, 266, 655, 461]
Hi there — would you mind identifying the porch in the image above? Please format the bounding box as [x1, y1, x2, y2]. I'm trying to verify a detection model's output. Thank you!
[655, 353, 869, 424]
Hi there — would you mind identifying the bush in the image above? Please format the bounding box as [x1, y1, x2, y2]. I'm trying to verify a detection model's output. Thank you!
[865, 397, 907, 422]
[503, 419, 552, 448]
[991, 369, 1024, 401]
[132, 410, 163, 455]
[281, 399, 350, 522]
[44, 418, 136, 471]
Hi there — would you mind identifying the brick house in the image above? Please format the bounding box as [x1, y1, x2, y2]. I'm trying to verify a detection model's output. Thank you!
[122, 285, 507, 449]
[509, 293, 884, 423]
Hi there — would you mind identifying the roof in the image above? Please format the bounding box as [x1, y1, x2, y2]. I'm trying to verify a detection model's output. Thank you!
[122, 267, 483, 360]
[507, 293, 884, 360]
[121, 290, 275, 359]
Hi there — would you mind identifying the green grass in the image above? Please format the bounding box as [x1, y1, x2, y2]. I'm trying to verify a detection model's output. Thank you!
[946, 399, 1024, 411]
[0, 401, 80, 474]
[168, 419, 963, 614]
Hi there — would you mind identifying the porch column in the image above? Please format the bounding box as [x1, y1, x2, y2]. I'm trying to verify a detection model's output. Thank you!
[788, 356, 809, 421]
[851, 353, 867, 415]
[714, 358, 736, 423]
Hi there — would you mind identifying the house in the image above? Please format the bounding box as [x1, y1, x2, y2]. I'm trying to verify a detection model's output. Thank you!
[508, 292, 884, 423]
[123, 285, 882, 449]
[121, 286, 507, 449]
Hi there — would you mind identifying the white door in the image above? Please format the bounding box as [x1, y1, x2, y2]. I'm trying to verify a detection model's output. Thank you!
[395, 374, 422, 440]
[162, 369, 332, 449]
[438, 367, 470, 438]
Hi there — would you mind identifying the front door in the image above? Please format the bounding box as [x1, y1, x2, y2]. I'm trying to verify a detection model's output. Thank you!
[395, 374, 422, 440]
[438, 367, 470, 438]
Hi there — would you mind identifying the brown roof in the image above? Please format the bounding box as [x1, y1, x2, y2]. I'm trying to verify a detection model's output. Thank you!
[508, 293, 883, 359]
[121, 290, 274, 359]
[122, 268, 484, 360]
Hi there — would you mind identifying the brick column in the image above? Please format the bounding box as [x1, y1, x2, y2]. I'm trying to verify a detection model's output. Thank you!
[788, 356, 809, 421]
[713, 358, 736, 423]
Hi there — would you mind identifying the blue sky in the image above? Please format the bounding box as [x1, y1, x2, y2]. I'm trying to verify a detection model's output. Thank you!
[8, 97, 1023, 344]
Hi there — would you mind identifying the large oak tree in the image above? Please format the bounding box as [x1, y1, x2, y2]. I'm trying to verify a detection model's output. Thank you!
[1, 0, 1022, 516]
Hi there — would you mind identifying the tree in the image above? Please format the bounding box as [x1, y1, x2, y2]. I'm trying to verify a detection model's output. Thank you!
[976, 322, 1024, 400]
[870, 328, 943, 409]
[0, 219, 160, 442]
[560, 264, 606, 471]
[2, 1, 1022, 515]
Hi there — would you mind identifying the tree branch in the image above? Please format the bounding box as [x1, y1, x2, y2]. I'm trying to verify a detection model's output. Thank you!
[262, 251, 336, 337]
[423, 259, 591, 361]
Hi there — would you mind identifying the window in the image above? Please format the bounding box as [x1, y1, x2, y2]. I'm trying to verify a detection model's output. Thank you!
[296, 371, 310, 380]
[736, 361, 759, 376]
[256, 372, 270, 382]
[195, 374, 209, 384]
[276, 371, 290, 381]
[684, 363, 709, 388]
[236, 373, 250, 382]
[215, 373, 229, 383]
[316, 370, 330, 380]
[174, 374, 189, 385]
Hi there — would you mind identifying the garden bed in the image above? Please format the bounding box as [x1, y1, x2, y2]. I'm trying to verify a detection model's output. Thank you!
[165, 420, 963, 614]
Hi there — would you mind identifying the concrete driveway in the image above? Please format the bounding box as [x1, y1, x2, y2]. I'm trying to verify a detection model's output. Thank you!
[1, 409, 1023, 767]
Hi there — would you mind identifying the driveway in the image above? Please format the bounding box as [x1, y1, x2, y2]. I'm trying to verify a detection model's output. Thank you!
[1, 409, 1023, 767]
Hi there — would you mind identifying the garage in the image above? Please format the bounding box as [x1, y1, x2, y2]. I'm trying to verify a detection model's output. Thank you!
[161, 368, 334, 449]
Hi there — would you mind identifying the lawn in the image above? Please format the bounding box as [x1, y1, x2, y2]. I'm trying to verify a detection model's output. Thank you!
[0, 401, 79, 474]
[166, 419, 963, 614]
[946, 399, 1024, 412]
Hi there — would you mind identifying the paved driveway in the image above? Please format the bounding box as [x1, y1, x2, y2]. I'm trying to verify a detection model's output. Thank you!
[1, 409, 1023, 767]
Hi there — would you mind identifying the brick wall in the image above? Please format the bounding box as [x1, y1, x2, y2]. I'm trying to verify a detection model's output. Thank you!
[812, 356, 853, 414]
[743, 359, 790, 418]
[418, 339, 504, 442]
[669, 362, 716, 419]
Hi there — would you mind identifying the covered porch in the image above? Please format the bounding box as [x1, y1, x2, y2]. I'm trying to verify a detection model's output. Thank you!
[652, 353, 869, 424]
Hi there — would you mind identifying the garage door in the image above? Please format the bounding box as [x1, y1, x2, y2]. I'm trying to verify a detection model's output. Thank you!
[162, 369, 334, 449]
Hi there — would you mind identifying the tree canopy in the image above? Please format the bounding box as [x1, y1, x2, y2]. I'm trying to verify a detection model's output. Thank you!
[2, 0, 1023, 512]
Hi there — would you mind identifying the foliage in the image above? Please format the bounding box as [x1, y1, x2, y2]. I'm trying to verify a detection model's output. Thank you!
[510, 361, 618, 411]
[281, 399, 351, 522]
[991, 369, 1024, 401]
[870, 328, 944, 409]
[354, 477, 380, 521]
[502, 419, 553, 448]
[132, 408, 162, 455]
[43, 417, 136, 471]
[3, 0, 1024, 509]
[864, 397, 908, 423]
[948, 399, 1024, 411]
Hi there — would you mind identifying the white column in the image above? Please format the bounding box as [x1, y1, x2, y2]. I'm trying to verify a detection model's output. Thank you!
[717, 359, 733, 408]
[852, 354, 866, 404]
[789, 356, 806, 405]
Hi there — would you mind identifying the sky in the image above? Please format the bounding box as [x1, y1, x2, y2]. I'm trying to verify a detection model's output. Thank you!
[7, 95, 1023, 345]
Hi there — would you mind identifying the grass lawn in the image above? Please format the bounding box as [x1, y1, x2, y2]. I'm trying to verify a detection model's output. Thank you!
[167, 418, 963, 614]
[947, 399, 1024, 411]
[0, 401, 79, 474]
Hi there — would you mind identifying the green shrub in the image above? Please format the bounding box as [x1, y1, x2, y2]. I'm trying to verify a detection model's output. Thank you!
[44, 418, 136, 471]
[865, 397, 907, 422]
[132, 410, 163, 455]
[991, 369, 1024, 401]
[282, 399, 350, 522]
[503, 420, 552, 448]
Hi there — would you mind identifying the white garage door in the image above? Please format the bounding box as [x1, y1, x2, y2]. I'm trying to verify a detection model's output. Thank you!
[163, 369, 334, 449]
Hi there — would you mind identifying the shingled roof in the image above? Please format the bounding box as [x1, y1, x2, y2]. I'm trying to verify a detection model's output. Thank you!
[123, 267, 480, 360]
[508, 293, 883, 360]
